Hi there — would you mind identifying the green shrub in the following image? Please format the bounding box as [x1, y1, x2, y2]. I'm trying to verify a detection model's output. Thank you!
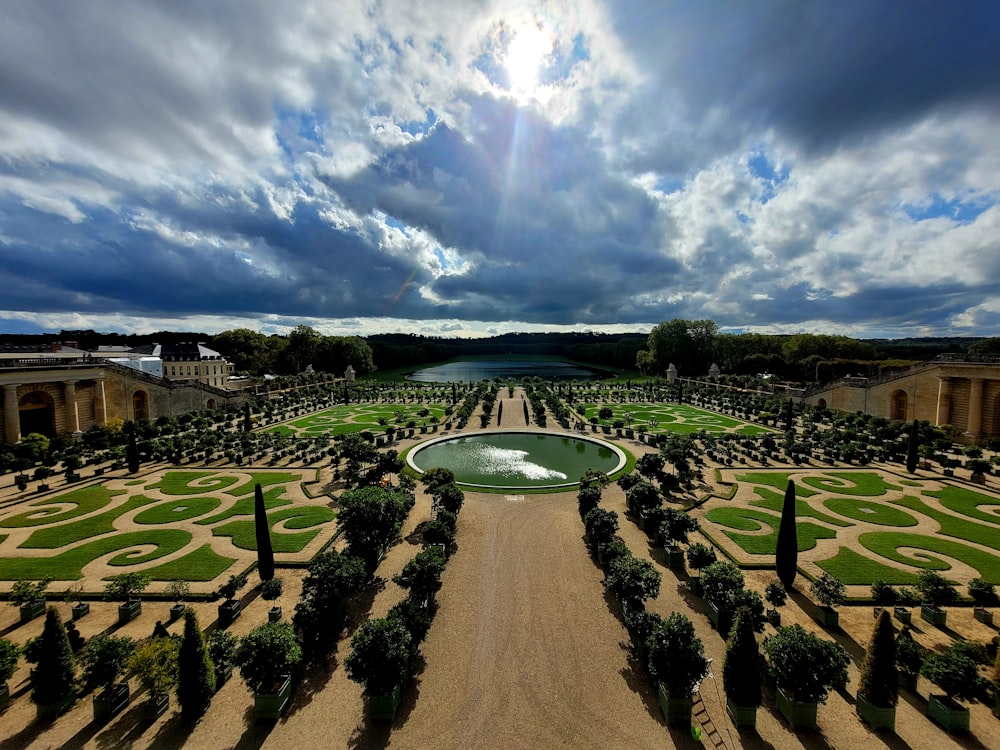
[30, 608, 75, 708]
[858, 609, 897, 707]
[79, 634, 136, 692]
[922, 643, 983, 703]
[723, 608, 763, 708]
[765, 624, 849, 704]
[647, 612, 709, 698]
[178, 609, 216, 717]
[235, 621, 301, 694]
[344, 617, 412, 697]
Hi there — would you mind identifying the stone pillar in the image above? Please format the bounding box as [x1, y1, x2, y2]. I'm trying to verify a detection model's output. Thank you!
[968, 378, 984, 437]
[666, 363, 678, 384]
[3, 383, 20, 444]
[935, 377, 952, 426]
[94, 378, 107, 426]
[64, 380, 80, 436]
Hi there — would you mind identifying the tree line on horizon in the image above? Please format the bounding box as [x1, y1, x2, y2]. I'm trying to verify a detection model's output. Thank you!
[2, 323, 996, 382]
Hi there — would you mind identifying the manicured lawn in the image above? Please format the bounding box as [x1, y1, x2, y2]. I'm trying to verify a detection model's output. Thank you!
[579, 403, 770, 436]
[0, 469, 335, 584]
[706, 468, 1000, 586]
[266, 403, 448, 437]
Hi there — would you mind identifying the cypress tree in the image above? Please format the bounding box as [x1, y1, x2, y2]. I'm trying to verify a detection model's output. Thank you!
[859, 608, 898, 708]
[177, 608, 215, 718]
[497, 400, 503, 426]
[243, 402, 253, 432]
[31, 607, 75, 710]
[775, 480, 798, 589]
[523, 399, 530, 426]
[905, 419, 919, 473]
[723, 608, 763, 708]
[254, 483, 275, 581]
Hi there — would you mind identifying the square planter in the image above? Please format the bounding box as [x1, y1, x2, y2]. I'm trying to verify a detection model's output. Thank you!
[706, 601, 732, 636]
[893, 606, 911, 625]
[726, 698, 757, 728]
[118, 598, 142, 624]
[973, 606, 993, 625]
[367, 683, 402, 721]
[71, 602, 90, 620]
[776, 687, 818, 729]
[856, 693, 895, 731]
[20, 599, 46, 623]
[268, 606, 282, 623]
[147, 691, 169, 719]
[664, 546, 685, 569]
[0, 682, 9, 712]
[766, 609, 781, 627]
[254, 676, 292, 720]
[169, 603, 186, 621]
[214, 662, 233, 689]
[657, 682, 693, 726]
[816, 606, 839, 629]
[93, 682, 130, 723]
[218, 599, 242, 626]
[927, 694, 969, 734]
[920, 604, 947, 627]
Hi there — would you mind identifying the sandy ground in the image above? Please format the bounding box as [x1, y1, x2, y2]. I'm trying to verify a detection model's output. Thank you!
[1, 390, 999, 749]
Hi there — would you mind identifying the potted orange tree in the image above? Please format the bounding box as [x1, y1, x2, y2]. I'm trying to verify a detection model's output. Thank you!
[765, 624, 849, 729]
[647, 612, 710, 726]
[235, 621, 301, 720]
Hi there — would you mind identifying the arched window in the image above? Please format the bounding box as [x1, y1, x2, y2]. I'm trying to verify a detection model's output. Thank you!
[18, 391, 55, 437]
[133, 390, 149, 420]
[890, 390, 908, 421]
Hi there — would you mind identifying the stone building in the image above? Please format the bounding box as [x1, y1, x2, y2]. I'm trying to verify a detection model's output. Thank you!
[802, 355, 1000, 443]
[126, 342, 233, 388]
[0, 344, 246, 444]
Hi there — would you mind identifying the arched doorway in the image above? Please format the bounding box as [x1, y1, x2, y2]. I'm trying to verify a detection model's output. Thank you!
[132, 390, 149, 421]
[817, 398, 827, 410]
[891, 390, 908, 421]
[206, 398, 216, 410]
[19, 391, 55, 438]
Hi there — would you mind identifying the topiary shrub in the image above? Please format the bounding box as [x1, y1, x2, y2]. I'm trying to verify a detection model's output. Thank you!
[859, 609, 898, 708]
[765, 624, 849, 704]
[235, 621, 301, 695]
[723, 608, 763, 709]
[344, 617, 412, 697]
[810, 573, 846, 609]
[647, 612, 710, 698]
[871, 579, 897, 606]
[895, 627, 924, 690]
[922, 643, 983, 704]
[603, 554, 661, 611]
[775, 480, 798, 589]
[177, 608, 216, 717]
[30, 608, 76, 710]
[79, 634, 136, 693]
[969, 578, 999, 606]
[915, 570, 959, 608]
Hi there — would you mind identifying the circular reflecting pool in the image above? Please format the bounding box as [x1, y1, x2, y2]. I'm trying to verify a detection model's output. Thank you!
[407, 431, 626, 490]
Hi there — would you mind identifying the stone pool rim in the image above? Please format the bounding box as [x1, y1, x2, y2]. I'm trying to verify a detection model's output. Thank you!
[405, 429, 628, 491]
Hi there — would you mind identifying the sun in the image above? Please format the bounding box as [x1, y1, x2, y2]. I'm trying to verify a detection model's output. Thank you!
[504, 24, 552, 97]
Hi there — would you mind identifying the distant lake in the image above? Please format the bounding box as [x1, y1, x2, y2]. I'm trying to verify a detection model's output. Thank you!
[406, 360, 606, 383]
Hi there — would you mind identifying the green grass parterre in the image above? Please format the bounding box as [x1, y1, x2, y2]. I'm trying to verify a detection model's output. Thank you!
[0, 469, 331, 584]
[704, 469, 1000, 585]
[578, 403, 771, 435]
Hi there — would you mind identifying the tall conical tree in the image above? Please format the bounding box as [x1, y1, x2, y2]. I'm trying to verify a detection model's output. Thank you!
[243, 402, 253, 432]
[177, 608, 215, 718]
[859, 608, 898, 709]
[254, 483, 275, 581]
[723, 607, 763, 709]
[905, 419, 919, 474]
[31, 607, 75, 710]
[497, 400, 503, 426]
[523, 400, 530, 426]
[775, 480, 798, 589]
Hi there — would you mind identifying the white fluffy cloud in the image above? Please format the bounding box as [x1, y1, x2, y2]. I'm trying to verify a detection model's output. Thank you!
[0, 0, 997, 337]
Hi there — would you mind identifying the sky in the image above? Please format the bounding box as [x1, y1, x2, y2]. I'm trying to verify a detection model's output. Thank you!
[1, 1, 998, 340]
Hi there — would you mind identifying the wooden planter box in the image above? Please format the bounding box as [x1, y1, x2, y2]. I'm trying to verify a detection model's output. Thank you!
[973, 606, 993, 625]
[816, 606, 839, 629]
[0, 682, 9, 712]
[367, 683, 402, 721]
[920, 604, 947, 627]
[218, 599, 242, 626]
[214, 662, 233, 689]
[927, 695, 969, 734]
[857, 693, 895, 731]
[20, 599, 46, 622]
[93, 682, 130, 722]
[776, 687, 818, 729]
[766, 609, 781, 627]
[254, 676, 292, 720]
[268, 606, 282, 623]
[170, 603, 186, 621]
[664, 546, 685, 569]
[147, 691, 169, 719]
[71, 602, 90, 620]
[893, 606, 911, 624]
[657, 682, 692, 726]
[726, 698, 757, 728]
[118, 598, 142, 624]
[706, 601, 732, 636]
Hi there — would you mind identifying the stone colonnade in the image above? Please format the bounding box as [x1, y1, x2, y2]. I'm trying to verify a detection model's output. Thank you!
[1, 378, 107, 444]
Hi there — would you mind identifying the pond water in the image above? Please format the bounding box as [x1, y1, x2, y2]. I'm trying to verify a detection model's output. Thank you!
[405, 360, 604, 383]
[407, 431, 625, 490]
